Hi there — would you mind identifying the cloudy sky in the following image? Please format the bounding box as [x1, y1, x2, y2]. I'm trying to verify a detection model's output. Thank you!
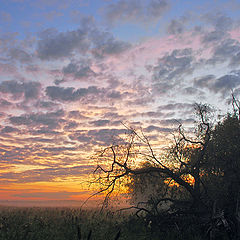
[0, 0, 240, 205]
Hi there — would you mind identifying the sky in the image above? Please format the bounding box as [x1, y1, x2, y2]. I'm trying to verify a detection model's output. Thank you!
[0, 0, 240, 206]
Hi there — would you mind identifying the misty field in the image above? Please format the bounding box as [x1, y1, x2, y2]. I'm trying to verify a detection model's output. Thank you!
[0, 206, 208, 240]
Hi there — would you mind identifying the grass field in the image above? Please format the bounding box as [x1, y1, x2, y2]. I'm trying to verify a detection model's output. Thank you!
[0, 206, 208, 240]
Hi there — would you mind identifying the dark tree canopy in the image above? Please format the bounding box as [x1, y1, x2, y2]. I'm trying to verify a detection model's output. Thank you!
[203, 113, 240, 212]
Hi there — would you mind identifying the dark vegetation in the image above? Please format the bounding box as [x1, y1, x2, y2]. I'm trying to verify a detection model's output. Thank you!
[0, 207, 122, 240]
[0, 206, 191, 240]
[93, 94, 240, 239]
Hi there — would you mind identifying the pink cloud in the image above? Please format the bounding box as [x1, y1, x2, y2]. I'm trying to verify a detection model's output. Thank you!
[0, 63, 18, 75]
[230, 27, 240, 40]
[101, 32, 205, 76]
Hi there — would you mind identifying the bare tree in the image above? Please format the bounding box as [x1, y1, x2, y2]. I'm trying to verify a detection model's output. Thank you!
[92, 104, 213, 216]
[87, 98, 240, 239]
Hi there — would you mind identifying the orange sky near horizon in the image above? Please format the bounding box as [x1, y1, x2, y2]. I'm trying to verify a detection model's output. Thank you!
[1, 0, 240, 206]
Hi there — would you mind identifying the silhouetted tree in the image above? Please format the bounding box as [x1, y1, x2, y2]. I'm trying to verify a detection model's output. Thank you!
[94, 104, 213, 213]
[93, 95, 240, 237]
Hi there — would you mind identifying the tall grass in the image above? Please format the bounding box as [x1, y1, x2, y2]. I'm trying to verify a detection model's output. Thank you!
[0, 206, 206, 240]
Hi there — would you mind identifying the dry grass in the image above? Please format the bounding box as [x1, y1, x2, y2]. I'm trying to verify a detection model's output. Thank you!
[0, 206, 206, 240]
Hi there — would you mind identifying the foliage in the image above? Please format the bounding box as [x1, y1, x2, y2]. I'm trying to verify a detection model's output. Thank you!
[203, 112, 240, 213]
